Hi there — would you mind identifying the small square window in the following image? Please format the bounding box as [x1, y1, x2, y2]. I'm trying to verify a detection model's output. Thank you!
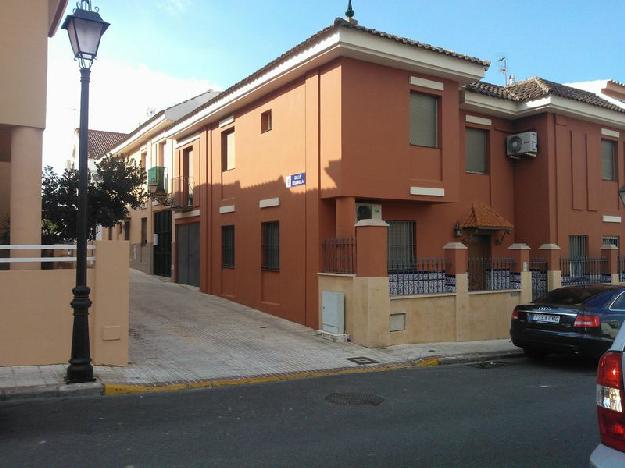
[261, 110, 272, 133]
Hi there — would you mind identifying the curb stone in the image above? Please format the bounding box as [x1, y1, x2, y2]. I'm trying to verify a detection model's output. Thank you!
[0, 382, 103, 402]
[0, 350, 524, 401]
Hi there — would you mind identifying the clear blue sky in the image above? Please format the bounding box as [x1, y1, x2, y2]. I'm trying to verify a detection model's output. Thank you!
[90, 0, 624, 89]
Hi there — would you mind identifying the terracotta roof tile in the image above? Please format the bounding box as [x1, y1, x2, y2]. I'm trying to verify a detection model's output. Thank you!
[85, 129, 129, 160]
[166, 18, 489, 137]
[465, 77, 625, 113]
[461, 203, 513, 231]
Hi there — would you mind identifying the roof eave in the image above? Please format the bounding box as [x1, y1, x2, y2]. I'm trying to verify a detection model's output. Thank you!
[163, 28, 488, 141]
[110, 115, 169, 155]
[463, 91, 625, 129]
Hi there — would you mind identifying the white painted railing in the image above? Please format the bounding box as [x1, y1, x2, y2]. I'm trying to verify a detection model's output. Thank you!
[0, 244, 96, 264]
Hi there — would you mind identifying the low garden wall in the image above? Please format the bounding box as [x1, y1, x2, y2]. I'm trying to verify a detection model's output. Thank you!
[0, 241, 129, 366]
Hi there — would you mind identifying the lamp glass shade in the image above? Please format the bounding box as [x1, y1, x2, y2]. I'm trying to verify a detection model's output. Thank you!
[62, 9, 109, 65]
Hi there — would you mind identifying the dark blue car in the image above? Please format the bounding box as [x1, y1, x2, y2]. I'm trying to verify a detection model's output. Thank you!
[510, 285, 625, 358]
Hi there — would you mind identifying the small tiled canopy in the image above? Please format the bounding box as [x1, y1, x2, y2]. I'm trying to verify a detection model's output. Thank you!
[461, 203, 513, 231]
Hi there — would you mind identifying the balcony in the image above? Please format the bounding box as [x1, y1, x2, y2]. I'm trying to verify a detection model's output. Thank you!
[172, 176, 194, 210]
[147, 166, 167, 194]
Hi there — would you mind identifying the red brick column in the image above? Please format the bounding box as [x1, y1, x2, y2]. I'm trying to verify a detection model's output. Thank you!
[355, 219, 388, 277]
[602, 244, 619, 283]
[443, 242, 468, 275]
[508, 243, 530, 273]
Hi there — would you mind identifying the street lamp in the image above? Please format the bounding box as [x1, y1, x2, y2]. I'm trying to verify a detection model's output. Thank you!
[62, 0, 109, 383]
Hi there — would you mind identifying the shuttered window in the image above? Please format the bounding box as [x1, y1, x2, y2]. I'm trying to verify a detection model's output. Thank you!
[222, 225, 235, 269]
[222, 129, 236, 171]
[465, 127, 488, 174]
[602, 140, 616, 181]
[261, 221, 279, 271]
[387, 221, 416, 272]
[409, 92, 438, 148]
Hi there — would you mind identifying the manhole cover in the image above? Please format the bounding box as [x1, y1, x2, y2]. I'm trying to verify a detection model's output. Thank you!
[347, 356, 379, 365]
[325, 392, 384, 406]
[469, 360, 508, 369]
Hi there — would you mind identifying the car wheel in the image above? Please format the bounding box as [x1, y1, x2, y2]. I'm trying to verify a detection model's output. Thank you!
[524, 348, 547, 359]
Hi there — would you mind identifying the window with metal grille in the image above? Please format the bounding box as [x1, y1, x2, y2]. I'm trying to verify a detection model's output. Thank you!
[409, 92, 438, 148]
[569, 235, 588, 277]
[465, 127, 488, 174]
[602, 140, 616, 181]
[387, 221, 416, 272]
[222, 225, 235, 269]
[603, 235, 620, 253]
[261, 221, 279, 271]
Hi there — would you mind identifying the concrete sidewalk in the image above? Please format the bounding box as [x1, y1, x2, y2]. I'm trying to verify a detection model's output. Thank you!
[0, 270, 522, 400]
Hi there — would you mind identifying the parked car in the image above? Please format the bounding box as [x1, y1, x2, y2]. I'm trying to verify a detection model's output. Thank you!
[590, 323, 625, 466]
[510, 285, 625, 358]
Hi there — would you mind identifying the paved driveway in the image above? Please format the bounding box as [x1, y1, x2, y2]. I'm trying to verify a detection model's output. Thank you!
[0, 270, 518, 390]
[96, 270, 398, 384]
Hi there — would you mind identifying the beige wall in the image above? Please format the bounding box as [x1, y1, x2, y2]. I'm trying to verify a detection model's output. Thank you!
[0, 0, 51, 128]
[0, 241, 129, 366]
[389, 290, 522, 344]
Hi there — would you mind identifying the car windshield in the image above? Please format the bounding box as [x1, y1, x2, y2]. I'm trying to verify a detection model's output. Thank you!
[533, 287, 614, 306]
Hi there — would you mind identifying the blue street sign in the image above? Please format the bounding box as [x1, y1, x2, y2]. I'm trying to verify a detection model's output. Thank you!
[286, 172, 306, 188]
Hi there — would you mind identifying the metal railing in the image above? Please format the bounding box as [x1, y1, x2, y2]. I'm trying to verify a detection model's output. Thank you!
[468, 257, 516, 292]
[529, 257, 548, 300]
[560, 257, 609, 286]
[172, 176, 194, 209]
[322, 238, 356, 274]
[388, 257, 450, 296]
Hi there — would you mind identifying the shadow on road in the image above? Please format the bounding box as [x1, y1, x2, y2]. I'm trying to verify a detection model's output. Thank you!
[522, 353, 599, 375]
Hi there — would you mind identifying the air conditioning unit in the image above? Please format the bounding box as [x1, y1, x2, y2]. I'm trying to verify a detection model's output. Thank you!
[356, 203, 382, 221]
[506, 131, 537, 159]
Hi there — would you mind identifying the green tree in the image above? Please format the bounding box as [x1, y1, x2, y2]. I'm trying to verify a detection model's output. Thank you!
[42, 155, 147, 243]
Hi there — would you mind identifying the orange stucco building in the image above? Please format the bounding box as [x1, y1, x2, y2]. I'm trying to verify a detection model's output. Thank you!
[109, 18, 625, 343]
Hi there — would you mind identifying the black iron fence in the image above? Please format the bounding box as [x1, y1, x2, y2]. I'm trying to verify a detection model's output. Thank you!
[620, 256, 625, 283]
[529, 257, 548, 300]
[560, 257, 609, 286]
[321, 238, 356, 274]
[468, 257, 516, 292]
[388, 257, 450, 296]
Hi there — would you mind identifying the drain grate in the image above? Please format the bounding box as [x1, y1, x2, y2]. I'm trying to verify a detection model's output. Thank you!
[325, 392, 384, 406]
[347, 356, 379, 365]
[469, 360, 508, 369]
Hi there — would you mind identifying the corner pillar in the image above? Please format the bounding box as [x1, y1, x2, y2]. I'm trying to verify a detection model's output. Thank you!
[539, 243, 561, 291]
[351, 219, 390, 347]
[10, 126, 43, 269]
[509, 243, 532, 304]
[443, 242, 469, 341]
[601, 244, 620, 284]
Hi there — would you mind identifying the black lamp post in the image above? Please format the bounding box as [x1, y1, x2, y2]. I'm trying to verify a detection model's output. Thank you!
[62, 0, 109, 383]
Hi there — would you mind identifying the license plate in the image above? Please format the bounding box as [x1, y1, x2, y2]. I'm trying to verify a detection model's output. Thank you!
[530, 313, 560, 324]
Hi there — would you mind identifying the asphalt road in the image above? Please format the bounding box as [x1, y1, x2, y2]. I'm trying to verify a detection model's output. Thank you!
[0, 356, 599, 468]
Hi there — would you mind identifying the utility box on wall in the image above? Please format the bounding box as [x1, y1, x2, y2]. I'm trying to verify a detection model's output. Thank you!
[321, 291, 345, 335]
